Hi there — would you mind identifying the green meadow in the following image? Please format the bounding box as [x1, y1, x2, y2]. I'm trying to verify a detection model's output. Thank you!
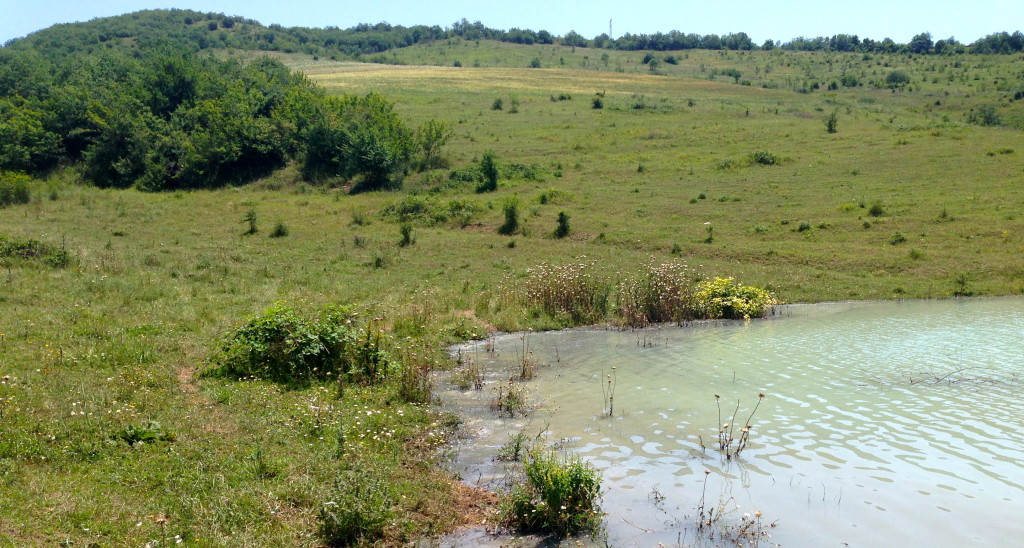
[2, 38, 1023, 546]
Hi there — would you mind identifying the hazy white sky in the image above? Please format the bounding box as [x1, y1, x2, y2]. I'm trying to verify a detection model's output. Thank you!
[3, 0, 1021, 46]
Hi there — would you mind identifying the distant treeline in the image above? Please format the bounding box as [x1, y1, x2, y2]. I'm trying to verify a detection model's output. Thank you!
[0, 45, 448, 190]
[4, 9, 1023, 61]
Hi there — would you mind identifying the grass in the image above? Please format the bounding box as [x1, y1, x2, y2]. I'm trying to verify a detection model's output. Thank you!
[1, 41, 1023, 545]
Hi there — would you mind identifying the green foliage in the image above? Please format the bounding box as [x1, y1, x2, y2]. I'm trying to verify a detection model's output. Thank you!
[868, 202, 885, 217]
[113, 420, 175, 446]
[749, 151, 781, 165]
[968, 105, 1002, 126]
[501, 448, 603, 537]
[211, 303, 393, 385]
[477, 151, 499, 192]
[0, 234, 71, 267]
[0, 97, 62, 172]
[890, 231, 907, 245]
[414, 119, 451, 170]
[554, 211, 570, 238]
[498, 196, 520, 235]
[270, 222, 289, 238]
[826, 110, 839, 133]
[242, 209, 258, 235]
[301, 92, 414, 191]
[885, 70, 911, 87]
[694, 277, 778, 319]
[491, 97, 504, 111]
[319, 469, 395, 546]
[0, 171, 31, 207]
[529, 57, 542, 68]
[591, 97, 603, 109]
[398, 222, 414, 246]
[378, 195, 479, 226]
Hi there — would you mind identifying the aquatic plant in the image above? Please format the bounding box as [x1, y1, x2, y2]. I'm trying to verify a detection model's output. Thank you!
[491, 376, 529, 417]
[500, 447, 603, 537]
[601, 366, 617, 417]
[705, 393, 766, 459]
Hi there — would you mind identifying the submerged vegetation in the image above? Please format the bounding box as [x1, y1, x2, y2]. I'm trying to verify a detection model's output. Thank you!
[1, 7, 1023, 546]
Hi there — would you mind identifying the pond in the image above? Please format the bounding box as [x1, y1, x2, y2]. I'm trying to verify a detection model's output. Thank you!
[438, 297, 1024, 547]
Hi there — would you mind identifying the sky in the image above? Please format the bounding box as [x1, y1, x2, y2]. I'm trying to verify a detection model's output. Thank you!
[3, 0, 1022, 46]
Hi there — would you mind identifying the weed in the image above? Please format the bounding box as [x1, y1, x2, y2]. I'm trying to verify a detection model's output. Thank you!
[491, 376, 529, 417]
[270, 222, 289, 238]
[618, 260, 696, 326]
[508, 260, 611, 325]
[601, 366, 617, 417]
[319, 469, 395, 546]
[398, 222, 414, 247]
[890, 231, 907, 245]
[242, 209, 258, 235]
[707, 393, 765, 459]
[497, 196, 520, 235]
[500, 447, 602, 537]
[868, 201, 885, 217]
[114, 420, 175, 446]
[749, 151, 781, 165]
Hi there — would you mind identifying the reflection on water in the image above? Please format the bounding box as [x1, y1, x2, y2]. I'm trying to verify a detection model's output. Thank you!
[439, 298, 1024, 547]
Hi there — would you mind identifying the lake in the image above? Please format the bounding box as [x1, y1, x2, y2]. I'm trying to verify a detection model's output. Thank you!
[439, 297, 1024, 547]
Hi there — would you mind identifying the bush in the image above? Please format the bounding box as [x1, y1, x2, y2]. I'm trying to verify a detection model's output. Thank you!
[501, 448, 602, 537]
[591, 97, 603, 109]
[0, 171, 31, 207]
[491, 97, 504, 111]
[554, 211, 570, 238]
[498, 196, 520, 235]
[885, 70, 911, 87]
[868, 201, 885, 217]
[269, 222, 288, 238]
[319, 470, 395, 546]
[825, 110, 839, 133]
[211, 303, 393, 384]
[0, 234, 71, 267]
[749, 151, 781, 166]
[477, 151, 499, 192]
[509, 261, 610, 324]
[694, 277, 777, 319]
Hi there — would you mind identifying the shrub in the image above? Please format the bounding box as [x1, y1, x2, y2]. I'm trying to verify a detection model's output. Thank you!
[211, 304, 393, 385]
[491, 98, 504, 111]
[885, 70, 911, 87]
[889, 231, 907, 245]
[498, 196, 520, 235]
[868, 201, 885, 217]
[501, 448, 602, 537]
[749, 151, 781, 166]
[477, 151, 499, 192]
[0, 234, 71, 267]
[398, 222, 414, 246]
[694, 277, 777, 319]
[618, 261, 697, 327]
[319, 470, 394, 546]
[554, 211, 570, 238]
[510, 260, 611, 324]
[529, 57, 541, 68]
[270, 222, 288, 238]
[826, 110, 839, 133]
[591, 97, 603, 109]
[0, 171, 31, 207]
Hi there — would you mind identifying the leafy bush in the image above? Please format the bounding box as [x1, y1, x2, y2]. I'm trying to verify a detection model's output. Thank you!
[211, 303, 393, 384]
[885, 70, 911, 87]
[868, 201, 885, 217]
[113, 420, 175, 446]
[749, 151, 781, 166]
[694, 277, 778, 319]
[501, 448, 602, 537]
[0, 171, 31, 207]
[497, 196, 520, 235]
[477, 151, 499, 192]
[591, 97, 603, 109]
[554, 211, 570, 238]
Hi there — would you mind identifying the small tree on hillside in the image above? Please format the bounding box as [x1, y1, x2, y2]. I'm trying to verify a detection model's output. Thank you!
[477, 151, 499, 192]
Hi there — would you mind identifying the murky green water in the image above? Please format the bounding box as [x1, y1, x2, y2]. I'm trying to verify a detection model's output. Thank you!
[440, 297, 1024, 547]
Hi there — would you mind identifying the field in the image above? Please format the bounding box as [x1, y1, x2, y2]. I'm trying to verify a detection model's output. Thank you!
[2, 40, 1023, 545]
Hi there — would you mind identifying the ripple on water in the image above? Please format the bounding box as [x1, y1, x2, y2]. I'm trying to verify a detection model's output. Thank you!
[442, 297, 1024, 548]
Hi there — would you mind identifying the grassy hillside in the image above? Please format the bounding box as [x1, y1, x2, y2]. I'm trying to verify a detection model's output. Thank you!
[1, 38, 1022, 546]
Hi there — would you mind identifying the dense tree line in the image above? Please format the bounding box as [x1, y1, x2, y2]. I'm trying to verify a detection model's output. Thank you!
[4, 9, 1021, 63]
[0, 46, 447, 190]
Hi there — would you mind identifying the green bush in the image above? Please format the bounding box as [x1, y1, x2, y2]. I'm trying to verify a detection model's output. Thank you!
[694, 277, 778, 319]
[749, 151, 781, 166]
[211, 303, 393, 384]
[501, 448, 603, 537]
[0, 171, 32, 207]
[498, 196, 520, 235]
[477, 151, 499, 192]
[554, 211, 570, 238]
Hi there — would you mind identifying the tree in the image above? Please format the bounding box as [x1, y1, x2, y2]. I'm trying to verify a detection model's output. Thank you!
[909, 32, 933, 54]
[825, 110, 838, 134]
[885, 70, 911, 88]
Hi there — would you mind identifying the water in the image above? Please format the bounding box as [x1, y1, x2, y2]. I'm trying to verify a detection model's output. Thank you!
[439, 298, 1024, 547]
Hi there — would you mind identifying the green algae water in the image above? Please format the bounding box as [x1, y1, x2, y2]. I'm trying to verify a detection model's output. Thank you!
[440, 297, 1024, 547]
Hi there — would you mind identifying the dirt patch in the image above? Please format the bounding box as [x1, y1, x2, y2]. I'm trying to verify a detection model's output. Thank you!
[450, 480, 500, 529]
